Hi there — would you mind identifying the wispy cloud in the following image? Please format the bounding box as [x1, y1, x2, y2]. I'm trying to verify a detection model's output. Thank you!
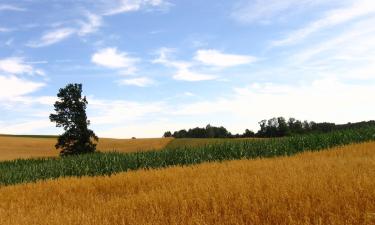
[154, 48, 256, 81]
[272, 0, 375, 46]
[26, 11, 103, 48]
[92, 47, 155, 87]
[0, 4, 26, 12]
[0, 75, 45, 100]
[0, 57, 45, 76]
[172, 69, 216, 81]
[231, 0, 338, 24]
[153, 48, 217, 81]
[0, 119, 52, 135]
[89, 98, 165, 125]
[78, 12, 103, 36]
[194, 49, 257, 67]
[103, 0, 170, 16]
[25, 0, 167, 48]
[0, 27, 11, 32]
[119, 77, 155, 87]
[27, 28, 76, 48]
[289, 17, 375, 65]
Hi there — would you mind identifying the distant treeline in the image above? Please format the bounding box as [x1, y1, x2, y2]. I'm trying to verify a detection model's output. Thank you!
[163, 117, 375, 138]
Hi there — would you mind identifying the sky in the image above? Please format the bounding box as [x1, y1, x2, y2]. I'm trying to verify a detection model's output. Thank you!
[0, 0, 374, 138]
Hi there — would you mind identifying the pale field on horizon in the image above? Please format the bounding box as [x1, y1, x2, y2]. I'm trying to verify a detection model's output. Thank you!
[0, 142, 374, 225]
[0, 136, 173, 161]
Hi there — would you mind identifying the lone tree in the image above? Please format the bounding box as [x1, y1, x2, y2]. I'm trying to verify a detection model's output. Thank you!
[50, 83, 98, 156]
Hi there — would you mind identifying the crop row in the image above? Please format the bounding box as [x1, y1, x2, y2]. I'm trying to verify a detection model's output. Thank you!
[1, 126, 374, 186]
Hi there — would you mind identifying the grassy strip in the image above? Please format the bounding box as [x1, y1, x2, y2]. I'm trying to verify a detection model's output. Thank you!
[1, 127, 375, 186]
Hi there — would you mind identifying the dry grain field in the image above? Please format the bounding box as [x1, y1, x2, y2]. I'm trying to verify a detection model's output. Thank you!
[0, 142, 374, 225]
[0, 135, 173, 161]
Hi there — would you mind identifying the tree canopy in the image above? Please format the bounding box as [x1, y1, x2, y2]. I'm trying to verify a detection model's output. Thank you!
[50, 83, 98, 156]
[164, 118, 375, 138]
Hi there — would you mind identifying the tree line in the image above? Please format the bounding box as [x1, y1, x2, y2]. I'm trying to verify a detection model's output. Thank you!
[164, 117, 375, 138]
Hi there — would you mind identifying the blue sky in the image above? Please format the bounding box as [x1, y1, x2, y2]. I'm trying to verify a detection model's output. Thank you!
[0, 0, 374, 138]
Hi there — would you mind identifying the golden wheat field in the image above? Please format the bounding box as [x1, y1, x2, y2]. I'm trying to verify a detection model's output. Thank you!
[0, 136, 173, 161]
[0, 142, 374, 225]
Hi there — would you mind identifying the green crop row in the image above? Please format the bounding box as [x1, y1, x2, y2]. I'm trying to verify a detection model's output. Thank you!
[1, 126, 374, 186]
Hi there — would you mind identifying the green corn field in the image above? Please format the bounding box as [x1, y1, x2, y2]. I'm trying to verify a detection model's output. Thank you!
[1, 126, 374, 186]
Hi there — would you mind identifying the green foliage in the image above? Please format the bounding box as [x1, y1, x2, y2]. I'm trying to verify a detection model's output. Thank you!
[0, 126, 375, 186]
[167, 119, 375, 138]
[50, 83, 98, 156]
[163, 131, 172, 138]
[170, 124, 235, 138]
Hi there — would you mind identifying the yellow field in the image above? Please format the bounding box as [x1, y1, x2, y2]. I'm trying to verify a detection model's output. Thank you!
[0, 142, 374, 225]
[0, 136, 173, 161]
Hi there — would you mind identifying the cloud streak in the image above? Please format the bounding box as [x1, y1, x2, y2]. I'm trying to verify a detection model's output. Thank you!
[103, 0, 170, 16]
[272, 0, 375, 46]
[119, 77, 155, 87]
[194, 49, 257, 67]
[0, 76, 45, 100]
[0, 4, 26, 12]
[27, 28, 76, 48]
[231, 0, 340, 24]
[0, 57, 45, 76]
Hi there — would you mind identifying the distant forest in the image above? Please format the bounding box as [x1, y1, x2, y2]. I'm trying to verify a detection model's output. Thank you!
[163, 117, 375, 138]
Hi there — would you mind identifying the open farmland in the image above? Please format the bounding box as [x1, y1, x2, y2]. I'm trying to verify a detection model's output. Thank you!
[0, 135, 173, 161]
[0, 127, 374, 186]
[0, 141, 374, 225]
[0, 135, 257, 162]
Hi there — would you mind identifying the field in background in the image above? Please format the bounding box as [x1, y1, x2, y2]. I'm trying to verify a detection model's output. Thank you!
[165, 137, 259, 149]
[0, 142, 374, 225]
[0, 136, 173, 161]
[0, 135, 258, 161]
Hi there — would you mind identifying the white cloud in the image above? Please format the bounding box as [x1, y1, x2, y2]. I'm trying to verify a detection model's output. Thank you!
[154, 48, 256, 81]
[184, 92, 195, 97]
[0, 57, 44, 75]
[119, 77, 155, 87]
[273, 0, 375, 46]
[153, 48, 191, 69]
[281, 16, 375, 82]
[0, 119, 52, 135]
[27, 28, 76, 48]
[11, 96, 56, 106]
[78, 12, 103, 36]
[92, 47, 139, 70]
[231, 0, 338, 24]
[0, 4, 26, 11]
[230, 79, 375, 126]
[194, 49, 257, 67]
[0, 75, 45, 100]
[0, 27, 11, 32]
[97, 121, 196, 138]
[153, 48, 217, 81]
[104, 0, 169, 16]
[89, 98, 165, 125]
[170, 78, 375, 132]
[90, 78, 375, 137]
[173, 69, 216, 81]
